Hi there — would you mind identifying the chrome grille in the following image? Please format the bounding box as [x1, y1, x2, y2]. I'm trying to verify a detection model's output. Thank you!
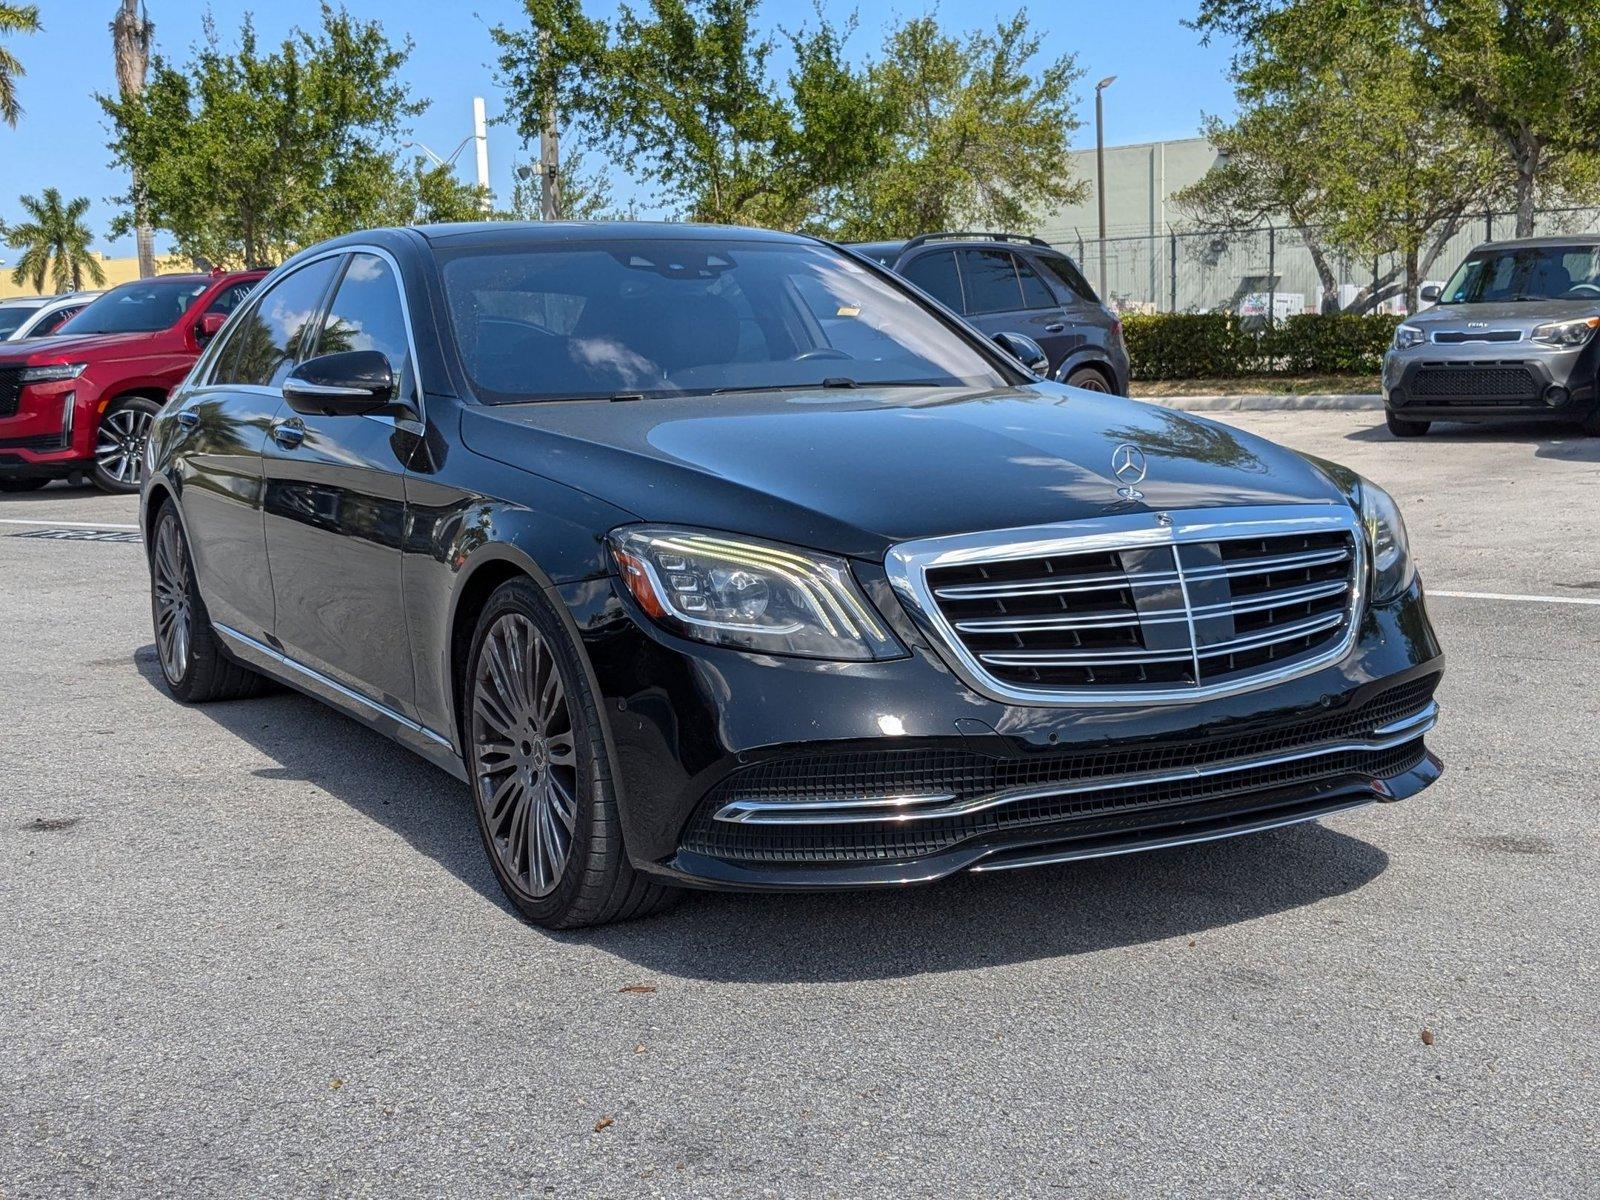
[887, 505, 1365, 705]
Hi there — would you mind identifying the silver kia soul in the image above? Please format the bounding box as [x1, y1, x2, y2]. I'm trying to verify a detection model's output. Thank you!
[1383, 236, 1600, 437]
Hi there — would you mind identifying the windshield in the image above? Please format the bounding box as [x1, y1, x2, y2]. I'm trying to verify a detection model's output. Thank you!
[436, 238, 1010, 402]
[59, 278, 208, 335]
[1439, 245, 1600, 304]
[0, 305, 41, 338]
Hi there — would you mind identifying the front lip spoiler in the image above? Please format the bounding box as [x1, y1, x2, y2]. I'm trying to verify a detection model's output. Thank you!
[647, 750, 1442, 891]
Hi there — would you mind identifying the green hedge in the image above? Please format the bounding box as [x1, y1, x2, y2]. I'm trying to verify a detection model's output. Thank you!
[1122, 312, 1401, 380]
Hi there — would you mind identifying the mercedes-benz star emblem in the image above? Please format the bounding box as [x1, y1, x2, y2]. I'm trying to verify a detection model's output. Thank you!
[1111, 442, 1147, 501]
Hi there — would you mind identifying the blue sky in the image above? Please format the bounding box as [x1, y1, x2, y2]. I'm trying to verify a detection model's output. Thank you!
[0, 0, 1238, 258]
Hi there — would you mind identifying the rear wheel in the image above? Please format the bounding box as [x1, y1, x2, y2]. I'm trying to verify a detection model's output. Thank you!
[1063, 366, 1111, 393]
[94, 396, 162, 494]
[466, 578, 679, 929]
[1385, 411, 1430, 438]
[149, 505, 270, 702]
[0, 478, 48, 493]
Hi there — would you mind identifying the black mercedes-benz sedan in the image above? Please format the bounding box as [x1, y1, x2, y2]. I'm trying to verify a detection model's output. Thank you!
[141, 222, 1443, 928]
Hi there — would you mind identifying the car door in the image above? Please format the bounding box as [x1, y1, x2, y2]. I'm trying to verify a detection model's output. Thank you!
[260, 250, 420, 711]
[174, 260, 341, 640]
[953, 248, 1074, 371]
[1030, 251, 1107, 361]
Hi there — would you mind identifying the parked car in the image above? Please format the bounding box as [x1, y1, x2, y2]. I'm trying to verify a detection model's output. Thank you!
[1383, 235, 1600, 436]
[0, 270, 262, 493]
[850, 231, 1131, 393]
[0, 291, 102, 342]
[142, 222, 1442, 929]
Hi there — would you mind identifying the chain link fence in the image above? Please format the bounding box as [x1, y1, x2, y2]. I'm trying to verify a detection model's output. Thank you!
[1039, 206, 1600, 318]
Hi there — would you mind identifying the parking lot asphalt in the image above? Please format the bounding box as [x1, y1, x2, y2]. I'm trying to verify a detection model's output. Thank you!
[1, 412, 1596, 1198]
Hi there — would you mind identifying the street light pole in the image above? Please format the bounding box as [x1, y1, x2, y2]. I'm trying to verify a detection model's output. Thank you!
[1095, 74, 1116, 301]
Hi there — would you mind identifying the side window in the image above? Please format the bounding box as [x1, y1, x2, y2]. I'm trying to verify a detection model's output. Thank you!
[29, 306, 81, 337]
[210, 258, 341, 388]
[1036, 254, 1099, 304]
[1014, 256, 1057, 308]
[314, 253, 413, 394]
[957, 249, 1026, 314]
[899, 251, 964, 312]
[205, 280, 257, 317]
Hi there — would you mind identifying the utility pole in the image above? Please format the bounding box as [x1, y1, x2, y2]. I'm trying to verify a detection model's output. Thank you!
[472, 97, 491, 213]
[1094, 75, 1116, 300]
[538, 30, 561, 220]
[111, 0, 155, 278]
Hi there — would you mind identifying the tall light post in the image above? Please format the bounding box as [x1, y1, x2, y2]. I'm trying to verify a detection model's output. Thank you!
[1094, 74, 1116, 300]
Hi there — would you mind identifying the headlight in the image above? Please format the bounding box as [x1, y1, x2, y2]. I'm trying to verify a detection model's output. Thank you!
[608, 526, 902, 661]
[1392, 325, 1427, 350]
[1358, 477, 1416, 603]
[1530, 316, 1600, 347]
[19, 362, 87, 384]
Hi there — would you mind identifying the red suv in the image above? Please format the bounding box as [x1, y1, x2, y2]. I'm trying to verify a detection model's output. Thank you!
[0, 270, 263, 493]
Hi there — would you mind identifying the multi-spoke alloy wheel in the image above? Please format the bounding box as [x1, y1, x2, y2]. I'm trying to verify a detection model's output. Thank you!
[93, 398, 159, 493]
[471, 612, 580, 898]
[152, 513, 193, 685]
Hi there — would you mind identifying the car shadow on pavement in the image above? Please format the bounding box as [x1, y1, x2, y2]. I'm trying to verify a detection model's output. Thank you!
[134, 643, 1390, 984]
[1345, 417, 1600, 462]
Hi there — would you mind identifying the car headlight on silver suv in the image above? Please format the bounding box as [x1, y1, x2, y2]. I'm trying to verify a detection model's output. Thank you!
[19, 362, 87, 384]
[1530, 316, 1600, 347]
[1357, 478, 1416, 603]
[1392, 325, 1427, 350]
[609, 526, 902, 661]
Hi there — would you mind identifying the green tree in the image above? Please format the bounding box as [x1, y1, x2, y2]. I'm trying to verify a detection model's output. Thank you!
[369, 157, 491, 227]
[0, 1, 40, 126]
[832, 12, 1086, 239]
[492, 0, 891, 228]
[505, 149, 631, 221]
[101, 5, 428, 267]
[5, 188, 107, 293]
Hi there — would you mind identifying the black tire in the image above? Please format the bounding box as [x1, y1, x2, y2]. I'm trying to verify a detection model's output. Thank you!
[1385, 411, 1430, 438]
[1581, 406, 1600, 436]
[1063, 366, 1111, 393]
[93, 395, 162, 494]
[0, 478, 49, 493]
[149, 503, 271, 702]
[465, 577, 680, 929]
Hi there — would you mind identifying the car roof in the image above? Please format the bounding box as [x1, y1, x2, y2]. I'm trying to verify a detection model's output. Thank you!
[0, 296, 50, 309]
[410, 220, 814, 249]
[1470, 234, 1600, 252]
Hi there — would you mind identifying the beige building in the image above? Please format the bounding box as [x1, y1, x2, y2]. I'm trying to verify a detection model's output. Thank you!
[0, 252, 187, 300]
[1036, 136, 1223, 248]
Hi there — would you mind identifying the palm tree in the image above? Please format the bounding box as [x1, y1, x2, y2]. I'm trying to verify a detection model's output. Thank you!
[111, 0, 157, 277]
[0, 3, 41, 127]
[6, 189, 107, 293]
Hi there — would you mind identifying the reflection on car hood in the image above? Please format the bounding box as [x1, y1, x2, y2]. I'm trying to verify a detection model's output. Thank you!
[1411, 298, 1600, 330]
[0, 330, 162, 363]
[461, 383, 1349, 558]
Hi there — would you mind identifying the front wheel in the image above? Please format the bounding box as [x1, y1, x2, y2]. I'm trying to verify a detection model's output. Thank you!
[94, 396, 162, 494]
[1062, 366, 1110, 393]
[466, 578, 679, 929]
[1385, 411, 1430, 438]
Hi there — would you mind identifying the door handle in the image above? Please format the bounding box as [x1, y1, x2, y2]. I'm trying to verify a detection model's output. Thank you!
[176, 410, 200, 429]
[1045, 323, 1066, 333]
[269, 416, 306, 450]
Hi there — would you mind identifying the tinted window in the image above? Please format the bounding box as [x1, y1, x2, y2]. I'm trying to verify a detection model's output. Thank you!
[211, 258, 340, 388]
[958, 250, 1025, 313]
[29, 306, 82, 337]
[438, 239, 1009, 402]
[57, 278, 209, 335]
[899, 251, 964, 311]
[0, 305, 40, 338]
[1035, 254, 1098, 303]
[206, 280, 257, 317]
[1015, 256, 1058, 308]
[1440, 245, 1600, 304]
[314, 254, 412, 393]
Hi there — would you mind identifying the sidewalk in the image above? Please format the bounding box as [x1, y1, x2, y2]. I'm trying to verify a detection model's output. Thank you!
[1138, 392, 1382, 412]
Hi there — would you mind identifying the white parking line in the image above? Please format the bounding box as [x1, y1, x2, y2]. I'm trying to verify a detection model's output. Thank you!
[0, 517, 140, 531]
[1432, 589, 1600, 607]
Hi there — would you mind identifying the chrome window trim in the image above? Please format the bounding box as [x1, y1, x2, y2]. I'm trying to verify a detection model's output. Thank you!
[884, 503, 1367, 708]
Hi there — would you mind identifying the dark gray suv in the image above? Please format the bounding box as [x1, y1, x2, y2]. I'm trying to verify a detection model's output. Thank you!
[851, 232, 1131, 394]
[1383, 236, 1600, 437]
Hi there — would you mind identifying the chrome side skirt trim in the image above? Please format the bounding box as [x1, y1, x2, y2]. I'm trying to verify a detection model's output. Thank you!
[713, 703, 1437, 826]
[968, 795, 1375, 872]
[213, 623, 454, 751]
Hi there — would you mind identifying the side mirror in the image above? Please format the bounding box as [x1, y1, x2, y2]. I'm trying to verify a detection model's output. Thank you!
[993, 332, 1049, 375]
[282, 350, 397, 416]
[196, 311, 228, 344]
[1419, 284, 1441, 303]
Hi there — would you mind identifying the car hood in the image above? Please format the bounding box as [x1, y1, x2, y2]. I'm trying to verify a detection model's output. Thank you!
[461, 383, 1350, 559]
[0, 330, 160, 363]
[1411, 298, 1600, 331]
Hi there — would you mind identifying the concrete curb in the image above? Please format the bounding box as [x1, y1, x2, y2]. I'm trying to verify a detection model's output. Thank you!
[1139, 393, 1383, 412]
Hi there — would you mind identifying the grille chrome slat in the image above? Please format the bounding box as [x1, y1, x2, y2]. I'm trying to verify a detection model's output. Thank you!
[886, 504, 1366, 706]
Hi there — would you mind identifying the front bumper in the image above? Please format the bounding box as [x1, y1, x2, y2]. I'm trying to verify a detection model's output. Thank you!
[0, 380, 92, 477]
[559, 572, 1445, 890]
[1383, 343, 1598, 422]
